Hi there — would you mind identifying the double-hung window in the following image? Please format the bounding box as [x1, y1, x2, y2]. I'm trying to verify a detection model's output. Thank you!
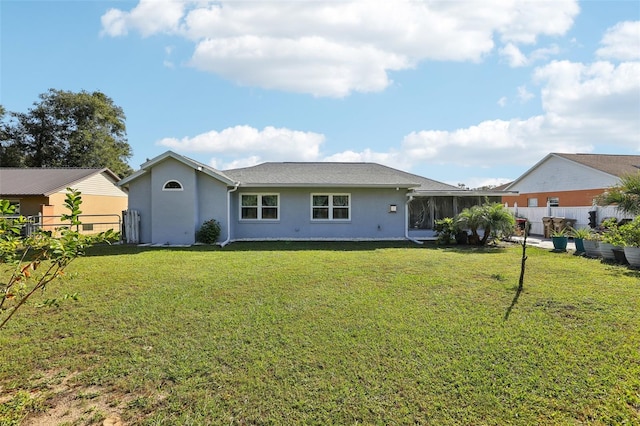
[311, 194, 350, 221]
[240, 194, 279, 220]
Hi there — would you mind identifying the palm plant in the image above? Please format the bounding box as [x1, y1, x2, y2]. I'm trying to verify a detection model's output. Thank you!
[598, 172, 640, 216]
[455, 205, 485, 245]
[455, 202, 515, 245]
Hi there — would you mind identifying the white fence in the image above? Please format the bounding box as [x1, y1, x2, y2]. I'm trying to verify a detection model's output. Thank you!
[508, 205, 632, 236]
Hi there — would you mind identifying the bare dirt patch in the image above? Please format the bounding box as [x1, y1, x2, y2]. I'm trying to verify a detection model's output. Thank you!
[16, 371, 134, 426]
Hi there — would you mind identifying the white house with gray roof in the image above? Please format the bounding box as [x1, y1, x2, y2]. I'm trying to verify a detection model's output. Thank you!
[119, 151, 506, 245]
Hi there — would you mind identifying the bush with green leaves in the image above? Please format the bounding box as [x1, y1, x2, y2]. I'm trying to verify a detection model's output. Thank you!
[619, 217, 640, 247]
[455, 201, 516, 246]
[601, 218, 626, 246]
[196, 219, 222, 244]
[434, 217, 457, 245]
[0, 188, 118, 330]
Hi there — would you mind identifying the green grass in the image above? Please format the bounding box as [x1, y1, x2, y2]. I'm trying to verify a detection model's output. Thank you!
[1, 242, 639, 425]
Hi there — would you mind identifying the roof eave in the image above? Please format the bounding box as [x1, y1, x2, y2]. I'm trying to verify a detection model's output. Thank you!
[118, 151, 236, 186]
[410, 190, 519, 197]
[235, 183, 420, 189]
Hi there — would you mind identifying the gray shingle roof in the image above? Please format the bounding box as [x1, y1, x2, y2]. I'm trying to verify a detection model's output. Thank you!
[0, 168, 112, 196]
[555, 153, 640, 177]
[224, 162, 458, 190]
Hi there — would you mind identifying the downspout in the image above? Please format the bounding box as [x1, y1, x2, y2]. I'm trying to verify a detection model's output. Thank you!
[219, 182, 240, 247]
[405, 195, 424, 245]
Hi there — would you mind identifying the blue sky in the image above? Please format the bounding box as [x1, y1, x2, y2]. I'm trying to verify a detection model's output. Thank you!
[1, 0, 639, 187]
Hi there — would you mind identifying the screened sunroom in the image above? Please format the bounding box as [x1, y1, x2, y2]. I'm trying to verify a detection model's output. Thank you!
[406, 191, 505, 240]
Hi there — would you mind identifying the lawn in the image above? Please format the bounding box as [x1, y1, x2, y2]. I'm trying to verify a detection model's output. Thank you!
[1, 242, 639, 425]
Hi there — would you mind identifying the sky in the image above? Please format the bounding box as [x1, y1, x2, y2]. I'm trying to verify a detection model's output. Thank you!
[1, 0, 639, 188]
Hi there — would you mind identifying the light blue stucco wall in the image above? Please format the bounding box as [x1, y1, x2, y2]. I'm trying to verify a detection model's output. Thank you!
[230, 187, 408, 240]
[126, 172, 152, 243]
[127, 158, 231, 245]
[196, 173, 230, 242]
[127, 162, 414, 244]
[150, 160, 198, 245]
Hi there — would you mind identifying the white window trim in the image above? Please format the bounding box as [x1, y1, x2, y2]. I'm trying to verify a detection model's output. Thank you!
[239, 193, 280, 221]
[311, 193, 351, 221]
[162, 180, 183, 191]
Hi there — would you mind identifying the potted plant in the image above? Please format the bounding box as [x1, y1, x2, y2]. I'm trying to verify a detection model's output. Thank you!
[570, 227, 590, 253]
[600, 218, 624, 262]
[620, 217, 640, 268]
[551, 228, 569, 251]
[583, 231, 602, 258]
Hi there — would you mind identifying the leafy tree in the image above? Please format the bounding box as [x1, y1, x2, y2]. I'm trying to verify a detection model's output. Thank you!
[0, 189, 118, 330]
[598, 172, 640, 216]
[0, 89, 133, 177]
[455, 201, 515, 246]
[0, 105, 24, 167]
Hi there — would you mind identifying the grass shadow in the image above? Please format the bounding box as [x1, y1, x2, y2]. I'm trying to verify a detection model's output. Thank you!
[84, 240, 515, 257]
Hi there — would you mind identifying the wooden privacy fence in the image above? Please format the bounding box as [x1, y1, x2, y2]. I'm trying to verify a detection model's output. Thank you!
[508, 205, 631, 236]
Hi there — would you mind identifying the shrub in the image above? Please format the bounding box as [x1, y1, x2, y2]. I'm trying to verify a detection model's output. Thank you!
[196, 219, 221, 244]
[619, 217, 640, 247]
[455, 201, 515, 246]
[601, 219, 625, 246]
[434, 218, 457, 245]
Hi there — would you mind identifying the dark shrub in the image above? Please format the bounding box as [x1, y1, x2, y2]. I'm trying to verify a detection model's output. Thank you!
[196, 219, 221, 244]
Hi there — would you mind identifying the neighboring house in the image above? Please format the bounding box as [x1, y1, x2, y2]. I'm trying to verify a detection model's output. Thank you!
[0, 168, 128, 232]
[119, 151, 506, 245]
[502, 153, 640, 208]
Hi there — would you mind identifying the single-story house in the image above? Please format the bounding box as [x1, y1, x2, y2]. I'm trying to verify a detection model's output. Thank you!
[119, 151, 509, 245]
[502, 153, 640, 208]
[0, 167, 128, 232]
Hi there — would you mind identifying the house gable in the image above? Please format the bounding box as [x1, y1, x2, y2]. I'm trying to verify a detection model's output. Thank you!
[506, 154, 623, 193]
[118, 151, 235, 188]
[150, 158, 199, 245]
[0, 167, 127, 218]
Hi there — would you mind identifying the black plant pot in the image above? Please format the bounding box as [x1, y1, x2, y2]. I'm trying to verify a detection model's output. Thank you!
[455, 231, 469, 245]
[612, 248, 628, 265]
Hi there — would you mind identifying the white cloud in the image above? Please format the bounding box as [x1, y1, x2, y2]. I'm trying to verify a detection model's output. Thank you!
[500, 43, 561, 67]
[101, 0, 186, 38]
[323, 149, 411, 171]
[101, 0, 579, 97]
[499, 43, 528, 67]
[327, 57, 639, 170]
[596, 21, 640, 61]
[157, 54, 638, 176]
[517, 85, 535, 103]
[190, 36, 407, 97]
[533, 60, 640, 144]
[157, 125, 326, 168]
[497, 96, 507, 107]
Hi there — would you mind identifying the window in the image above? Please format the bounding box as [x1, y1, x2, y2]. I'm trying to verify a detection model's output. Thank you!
[240, 194, 279, 220]
[527, 198, 538, 207]
[312, 194, 350, 221]
[163, 180, 183, 191]
[547, 197, 559, 207]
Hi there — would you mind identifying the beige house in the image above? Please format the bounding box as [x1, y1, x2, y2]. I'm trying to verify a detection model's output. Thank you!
[0, 168, 127, 233]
